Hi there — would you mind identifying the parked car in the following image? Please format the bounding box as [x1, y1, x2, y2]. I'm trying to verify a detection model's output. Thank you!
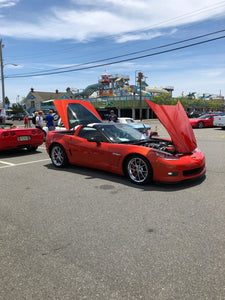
[189, 114, 219, 128]
[0, 123, 44, 151]
[6, 114, 14, 120]
[187, 111, 202, 118]
[45, 99, 205, 185]
[213, 114, 225, 129]
[117, 117, 151, 134]
[6, 113, 26, 121]
[214, 111, 225, 116]
[43, 118, 66, 138]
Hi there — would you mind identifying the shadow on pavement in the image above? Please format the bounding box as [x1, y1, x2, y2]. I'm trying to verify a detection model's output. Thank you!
[44, 162, 206, 192]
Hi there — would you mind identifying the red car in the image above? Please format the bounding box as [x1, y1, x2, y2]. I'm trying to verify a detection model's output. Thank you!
[0, 123, 44, 151]
[45, 99, 205, 185]
[189, 114, 218, 128]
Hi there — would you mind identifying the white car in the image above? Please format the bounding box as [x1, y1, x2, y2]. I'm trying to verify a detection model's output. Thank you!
[213, 114, 225, 129]
[43, 118, 66, 138]
[117, 117, 151, 134]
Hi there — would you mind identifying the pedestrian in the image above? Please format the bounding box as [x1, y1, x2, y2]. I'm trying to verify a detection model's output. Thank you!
[108, 110, 118, 122]
[45, 109, 55, 131]
[0, 114, 3, 124]
[32, 112, 38, 126]
[36, 111, 44, 130]
[24, 115, 29, 128]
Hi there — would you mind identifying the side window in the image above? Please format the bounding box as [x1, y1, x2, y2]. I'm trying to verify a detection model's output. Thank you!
[78, 127, 106, 142]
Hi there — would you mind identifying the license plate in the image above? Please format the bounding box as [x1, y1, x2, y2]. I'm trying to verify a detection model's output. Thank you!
[17, 135, 31, 141]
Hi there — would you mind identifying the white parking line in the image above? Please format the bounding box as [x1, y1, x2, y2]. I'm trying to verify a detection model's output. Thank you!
[0, 158, 50, 169]
[0, 160, 15, 166]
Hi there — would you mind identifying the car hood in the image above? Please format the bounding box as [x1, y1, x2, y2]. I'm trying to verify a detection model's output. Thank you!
[145, 99, 197, 153]
[53, 99, 102, 130]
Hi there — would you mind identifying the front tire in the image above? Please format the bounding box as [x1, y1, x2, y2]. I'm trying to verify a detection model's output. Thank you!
[50, 144, 68, 168]
[43, 130, 47, 141]
[125, 155, 153, 185]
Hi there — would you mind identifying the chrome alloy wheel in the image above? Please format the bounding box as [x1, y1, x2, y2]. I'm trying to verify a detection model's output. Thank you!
[127, 156, 152, 184]
[51, 144, 68, 167]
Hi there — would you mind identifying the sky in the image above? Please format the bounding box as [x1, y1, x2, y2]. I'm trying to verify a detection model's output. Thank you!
[0, 0, 225, 103]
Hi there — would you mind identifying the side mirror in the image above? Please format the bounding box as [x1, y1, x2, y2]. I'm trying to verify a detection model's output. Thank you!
[87, 137, 101, 146]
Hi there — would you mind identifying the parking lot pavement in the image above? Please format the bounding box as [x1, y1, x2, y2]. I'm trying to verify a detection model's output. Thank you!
[0, 122, 225, 299]
[0, 144, 49, 168]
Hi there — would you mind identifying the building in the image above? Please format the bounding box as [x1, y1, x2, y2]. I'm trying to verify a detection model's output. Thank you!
[24, 87, 74, 113]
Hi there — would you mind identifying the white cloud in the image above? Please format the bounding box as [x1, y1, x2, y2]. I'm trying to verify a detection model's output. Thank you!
[0, 0, 225, 42]
[0, 0, 19, 8]
[199, 68, 225, 77]
[116, 32, 163, 43]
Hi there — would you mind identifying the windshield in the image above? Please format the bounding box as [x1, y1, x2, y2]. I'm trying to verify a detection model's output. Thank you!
[125, 118, 135, 123]
[67, 103, 102, 129]
[98, 123, 147, 143]
[198, 114, 212, 119]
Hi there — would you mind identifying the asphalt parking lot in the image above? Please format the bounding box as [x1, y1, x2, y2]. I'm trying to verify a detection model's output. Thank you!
[0, 120, 225, 300]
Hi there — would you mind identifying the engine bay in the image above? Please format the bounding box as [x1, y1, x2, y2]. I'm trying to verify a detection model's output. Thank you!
[138, 138, 176, 154]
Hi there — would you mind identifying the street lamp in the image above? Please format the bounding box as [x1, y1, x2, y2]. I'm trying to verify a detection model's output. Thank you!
[0, 39, 18, 108]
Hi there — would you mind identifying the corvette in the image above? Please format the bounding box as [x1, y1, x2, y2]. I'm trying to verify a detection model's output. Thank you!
[189, 114, 219, 128]
[0, 123, 44, 151]
[45, 99, 205, 185]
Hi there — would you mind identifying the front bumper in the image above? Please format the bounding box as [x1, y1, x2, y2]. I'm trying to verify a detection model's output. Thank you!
[151, 149, 206, 183]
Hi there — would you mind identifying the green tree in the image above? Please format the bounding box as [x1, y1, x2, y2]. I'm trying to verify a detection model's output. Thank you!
[11, 103, 24, 113]
[5, 96, 10, 106]
[152, 93, 172, 104]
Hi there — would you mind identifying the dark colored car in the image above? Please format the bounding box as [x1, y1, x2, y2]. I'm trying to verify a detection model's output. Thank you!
[187, 111, 202, 118]
[7, 113, 26, 121]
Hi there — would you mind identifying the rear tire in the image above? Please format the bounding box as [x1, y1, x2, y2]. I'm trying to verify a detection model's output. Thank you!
[125, 154, 153, 185]
[50, 144, 68, 168]
[198, 121, 204, 128]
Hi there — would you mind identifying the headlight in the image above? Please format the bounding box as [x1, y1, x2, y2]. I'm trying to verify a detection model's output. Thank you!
[154, 150, 180, 160]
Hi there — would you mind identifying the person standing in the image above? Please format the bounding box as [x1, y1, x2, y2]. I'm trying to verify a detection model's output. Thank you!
[108, 110, 118, 122]
[36, 111, 44, 130]
[45, 109, 55, 131]
[24, 115, 29, 128]
[32, 112, 38, 127]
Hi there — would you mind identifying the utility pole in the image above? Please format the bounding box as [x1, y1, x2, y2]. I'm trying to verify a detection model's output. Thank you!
[138, 72, 143, 121]
[0, 39, 5, 108]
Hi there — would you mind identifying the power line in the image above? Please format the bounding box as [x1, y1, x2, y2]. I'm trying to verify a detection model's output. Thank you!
[5, 34, 225, 79]
[5, 29, 225, 77]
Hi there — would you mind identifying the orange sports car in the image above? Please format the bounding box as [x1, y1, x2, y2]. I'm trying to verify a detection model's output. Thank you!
[45, 99, 205, 185]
